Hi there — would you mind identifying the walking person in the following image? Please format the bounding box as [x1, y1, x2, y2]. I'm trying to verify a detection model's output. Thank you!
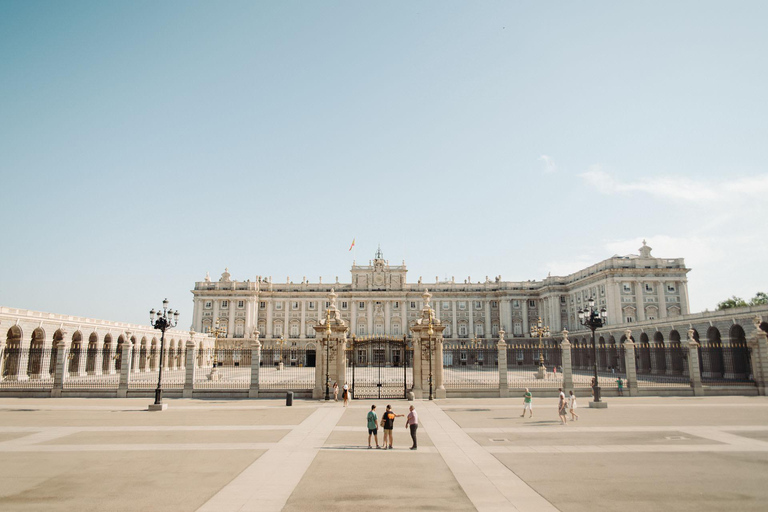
[405, 405, 419, 450]
[617, 377, 624, 396]
[380, 405, 403, 449]
[568, 390, 579, 421]
[520, 388, 533, 418]
[333, 382, 339, 402]
[342, 383, 349, 407]
[367, 405, 381, 449]
[558, 393, 568, 425]
[553, 365, 557, 379]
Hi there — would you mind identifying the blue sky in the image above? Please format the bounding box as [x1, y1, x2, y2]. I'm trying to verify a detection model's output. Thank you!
[1, 1, 767, 326]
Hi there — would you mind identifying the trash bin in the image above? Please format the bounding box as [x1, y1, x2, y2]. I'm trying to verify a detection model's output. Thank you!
[286, 391, 293, 406]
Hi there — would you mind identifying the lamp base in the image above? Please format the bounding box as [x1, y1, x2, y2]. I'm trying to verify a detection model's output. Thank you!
[148, 403, 168, 412]
[589, 401, 608, 409]
[535, 366, 546, 379]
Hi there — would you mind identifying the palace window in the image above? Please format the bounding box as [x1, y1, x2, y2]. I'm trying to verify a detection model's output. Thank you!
[560, 296, 566, 304]
[459, 325, 468, 336]
[259, 302, 266, 309]
[275, 302, 282, 310]
[667, 284, 676, 293]
[237, 300, 244, 309]
[341, 301, 348, 309]
[645, 284, 653, 292]
[204, 301, 212, 309]
[357, 325, 366, 336]
[528, 300, 535, 308]
[274, 324, 283, 336]
[623, 284, 632, 293]
[291, 301, 299, 310]
[513, 322, 522, 336]
[359, 302, 365, 310]
[474, 301, 481, 310]
[308, 301, 315, 310]
[393, 302, 399, 309]
[443, 301, 450, 309]
[393, 323, 401, 335]
[290, 324, 299, 338]
[444, 325, 452, 337]
[410, 301, 416, 309]
[221, 300, 229, 309]
[491, 301, 498, 308]
[475, 325, 484, 337]
[458, 301, 466, 310]
[513, 300, 520, 309]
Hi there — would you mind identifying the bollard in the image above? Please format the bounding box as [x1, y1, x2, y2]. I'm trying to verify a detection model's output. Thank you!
[286, 391, 293, 406]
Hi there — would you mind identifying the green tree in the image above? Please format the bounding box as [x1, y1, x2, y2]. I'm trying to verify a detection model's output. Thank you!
[716, 296, 748, 310]
[716, 292, 767, 310]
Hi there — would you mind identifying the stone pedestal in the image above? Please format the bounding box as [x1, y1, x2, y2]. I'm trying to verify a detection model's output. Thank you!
[589, 401, 608, 408]
[536, 366, 546, 379]
[148, 403, 168, 411]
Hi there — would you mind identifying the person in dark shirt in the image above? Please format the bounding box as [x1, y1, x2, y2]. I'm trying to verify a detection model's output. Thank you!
[381, 404, 403, 450]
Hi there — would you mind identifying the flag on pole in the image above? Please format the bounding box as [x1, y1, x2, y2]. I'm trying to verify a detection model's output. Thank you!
[349, 238, 355, 251]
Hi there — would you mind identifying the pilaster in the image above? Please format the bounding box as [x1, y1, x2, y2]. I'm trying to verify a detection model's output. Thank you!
[248, 336, 261, 398]
[51, 339, 68, 398]
[117, 336, 134, 398]
[183, 340, 196, 398]
[686, 329, 704, 396]
[560, 330, 574, 391]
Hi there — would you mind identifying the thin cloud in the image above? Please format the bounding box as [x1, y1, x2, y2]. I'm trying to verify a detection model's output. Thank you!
[538, 155, 557, 174]
[579, 167, 768, 202]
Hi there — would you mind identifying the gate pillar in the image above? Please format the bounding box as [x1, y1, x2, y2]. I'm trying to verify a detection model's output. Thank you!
[409, 289, 446, 399]
[313, 289, 349, 400]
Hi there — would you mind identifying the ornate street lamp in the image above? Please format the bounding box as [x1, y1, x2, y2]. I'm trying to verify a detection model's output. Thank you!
[149, 299, 179, 407]
[578, 297, 608, 403]
[324, 309, 332, 401]
[530, 317, 550, 379]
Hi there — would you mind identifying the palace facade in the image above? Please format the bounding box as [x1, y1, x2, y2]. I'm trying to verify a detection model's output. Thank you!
[191, 241, 690, 348]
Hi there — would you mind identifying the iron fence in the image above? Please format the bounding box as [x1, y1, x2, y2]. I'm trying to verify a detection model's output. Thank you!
[63, 348, 120, 389]
[634, 343, 690, 388]
[193, 348, 250, 390]
[442, 345, 499, 389]
[699, 342, 755, 386]
[507, 342, 562, 389]
[0, 348, 54, 389]
[259, 348, 315, 389]
[571, 343, 626, 388]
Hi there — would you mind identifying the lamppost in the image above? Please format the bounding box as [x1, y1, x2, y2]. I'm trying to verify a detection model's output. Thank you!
[149, 299, 179, 408]
[276, 335, 286, 371]
[531, 317, 550, 379]
[427, 309, 435, 401]
[208, 318, 226, 380]
[578, 297, 607, 404]
[324, 309, 332, 401]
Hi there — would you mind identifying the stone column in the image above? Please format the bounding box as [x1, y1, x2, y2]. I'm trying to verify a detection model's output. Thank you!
[314, 337, 325, 399]
[335, 337, 347, 388]
[412, 337, 422, 398]
[686, 329, 704, 396]
[622, 331, 639, 396]
[435, 338, 446, 398]
[522, 300, 529, 336]
[266, 301, 273, 338]
[183, 340, 196, 398]
[485, 301, 492, 340]
[14, 337, 31, 382]
[451, 301, 457, 340]
[560, 330, 574, 391]
[249, 336, 261, 398]
[468, 301, 475, 337]
[131, 341, 141, 373]
[497, 331, 508, 398]
[38, 334, 55, 380]
[117, 337, 134, 398]
[51, 340, 68, 398]
[91, 343, 104, 376]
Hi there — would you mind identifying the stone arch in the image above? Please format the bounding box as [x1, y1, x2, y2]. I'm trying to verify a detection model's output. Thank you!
[3, 326, 23, 377]
[69, 331, 83, 374]
[651, 331, 667, 373]
[50, 329, 64, 376]
[701, 326, 724, 378]
[728, 324, 750, 378]
[86, 332, 99, 373]
[102, 334, 113, 373]
[636, 333, 651, 373]
[27, 327, 46, 376]
[668, 329, 685, 374]
[598, 336, 608, 370]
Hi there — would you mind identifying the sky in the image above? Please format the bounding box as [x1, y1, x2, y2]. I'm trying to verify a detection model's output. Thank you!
[1, 1, 767, 327]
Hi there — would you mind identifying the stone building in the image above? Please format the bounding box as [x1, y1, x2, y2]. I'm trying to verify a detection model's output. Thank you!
[191, 241, 690, 351]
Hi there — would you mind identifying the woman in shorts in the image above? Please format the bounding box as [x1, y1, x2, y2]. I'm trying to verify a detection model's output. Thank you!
[568, 390, 579, 421]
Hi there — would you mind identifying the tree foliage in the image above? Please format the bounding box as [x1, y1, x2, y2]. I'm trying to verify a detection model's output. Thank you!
[716, 292, 767, 310]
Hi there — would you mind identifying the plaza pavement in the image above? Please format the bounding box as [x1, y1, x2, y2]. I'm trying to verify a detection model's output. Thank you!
[0, 396, 767, 511]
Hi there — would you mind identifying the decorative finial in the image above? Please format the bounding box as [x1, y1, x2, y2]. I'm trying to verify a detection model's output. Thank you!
[328, 288, 337, 309]
[375, 245, 383, 260]
[204, 271, 211, 282]
[422, 288, 432, 308]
